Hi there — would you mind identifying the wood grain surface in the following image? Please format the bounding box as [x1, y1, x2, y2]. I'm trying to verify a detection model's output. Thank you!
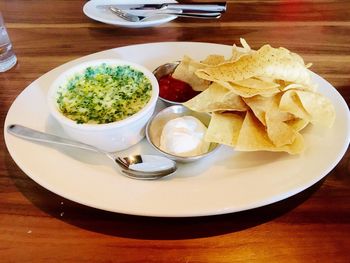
[0, 0, 349, 262]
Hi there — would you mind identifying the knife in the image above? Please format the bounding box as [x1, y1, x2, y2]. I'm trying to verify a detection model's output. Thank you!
[96, 2, 227, 12]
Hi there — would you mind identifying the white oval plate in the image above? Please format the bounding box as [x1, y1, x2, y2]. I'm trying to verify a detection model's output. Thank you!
[4, 42, 350, 217]
[83, 0, 178, 28]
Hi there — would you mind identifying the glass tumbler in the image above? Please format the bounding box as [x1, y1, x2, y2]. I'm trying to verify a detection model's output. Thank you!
[0, 12, 17, 72]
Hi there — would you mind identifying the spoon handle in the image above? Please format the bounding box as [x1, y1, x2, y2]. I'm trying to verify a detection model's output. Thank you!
[7, 124, 101, 154]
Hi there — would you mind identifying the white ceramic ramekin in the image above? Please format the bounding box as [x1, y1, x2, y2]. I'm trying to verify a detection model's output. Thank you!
[47, 59, 159, 152]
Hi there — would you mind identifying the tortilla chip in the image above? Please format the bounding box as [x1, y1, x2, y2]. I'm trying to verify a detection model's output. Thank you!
[235, 111, 304, 154]
[201, 55, 226, 66]
[217, 81, 280, 98]
[230, 38, 254, 62]
[279, 90, 309, 119]
[232, 78, 280, 90]
[243, 95, 293, 126]
[205, 112, 244, 146]
[243, 95, 297, 146]
[235, 111, 272, 150]
[172, 55, 210, 91]
[285, 118, 309, 132]
[280, 90, 335, 127]
[183, 82, 247, 112]
[279, 82, 316, 92]
[265, 114, 297, 147]
[196, 44, 312, 86]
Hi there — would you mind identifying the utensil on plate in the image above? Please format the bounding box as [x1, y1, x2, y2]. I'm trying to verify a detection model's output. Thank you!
[109, 7, 222, 22]
[97, 2, 227, 12]
[7, 124, 177, 180]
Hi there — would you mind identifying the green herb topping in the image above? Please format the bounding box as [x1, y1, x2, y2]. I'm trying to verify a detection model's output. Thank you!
[56, 64, 152, 124]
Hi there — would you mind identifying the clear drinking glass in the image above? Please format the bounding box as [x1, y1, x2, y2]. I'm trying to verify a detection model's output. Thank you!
[0, 12, 17, 72]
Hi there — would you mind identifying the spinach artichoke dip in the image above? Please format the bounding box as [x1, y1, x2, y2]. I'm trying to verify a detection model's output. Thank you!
[56, 64, 152, 124]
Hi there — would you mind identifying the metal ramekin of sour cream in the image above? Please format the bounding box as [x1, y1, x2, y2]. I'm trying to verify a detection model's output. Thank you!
[146, 105, 221, 163]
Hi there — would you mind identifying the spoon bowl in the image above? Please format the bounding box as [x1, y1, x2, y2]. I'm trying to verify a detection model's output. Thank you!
[7, 124, 177, 180]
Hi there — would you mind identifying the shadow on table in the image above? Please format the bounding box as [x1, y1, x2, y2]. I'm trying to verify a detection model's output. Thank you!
[6, 153, 324, 240]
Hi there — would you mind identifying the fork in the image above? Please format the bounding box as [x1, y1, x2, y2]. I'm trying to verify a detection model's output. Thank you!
[109, 7, 221, 22]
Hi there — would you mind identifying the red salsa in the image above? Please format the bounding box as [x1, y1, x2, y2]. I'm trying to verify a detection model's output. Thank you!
[158, 74, 200, 103]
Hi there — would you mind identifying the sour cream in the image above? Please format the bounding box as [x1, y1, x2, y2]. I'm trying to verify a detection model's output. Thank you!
[159, 116, 210, 157]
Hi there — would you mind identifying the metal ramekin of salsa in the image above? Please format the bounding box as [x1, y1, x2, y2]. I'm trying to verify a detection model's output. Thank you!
[153, 61, 201, 104]
[158, 74, 200, 103]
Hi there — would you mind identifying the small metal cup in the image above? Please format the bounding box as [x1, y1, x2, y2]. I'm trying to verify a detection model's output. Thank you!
[146, 105, 220, 163]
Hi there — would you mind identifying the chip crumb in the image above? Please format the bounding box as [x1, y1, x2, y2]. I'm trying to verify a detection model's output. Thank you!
[27, 230, 32, 234]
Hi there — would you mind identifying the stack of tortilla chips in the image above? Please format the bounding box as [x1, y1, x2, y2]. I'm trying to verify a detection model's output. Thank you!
[173, 39, 335, 154]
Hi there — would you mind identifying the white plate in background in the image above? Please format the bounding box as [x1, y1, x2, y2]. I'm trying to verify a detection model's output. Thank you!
[83, 0, 178, 28]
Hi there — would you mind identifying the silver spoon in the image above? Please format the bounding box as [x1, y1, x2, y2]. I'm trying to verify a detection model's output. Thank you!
[109, 7, 222, 22]
[7, 124, 177, 180]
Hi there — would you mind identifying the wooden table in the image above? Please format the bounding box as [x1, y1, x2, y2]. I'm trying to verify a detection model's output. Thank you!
[1, 0, 349, 262]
